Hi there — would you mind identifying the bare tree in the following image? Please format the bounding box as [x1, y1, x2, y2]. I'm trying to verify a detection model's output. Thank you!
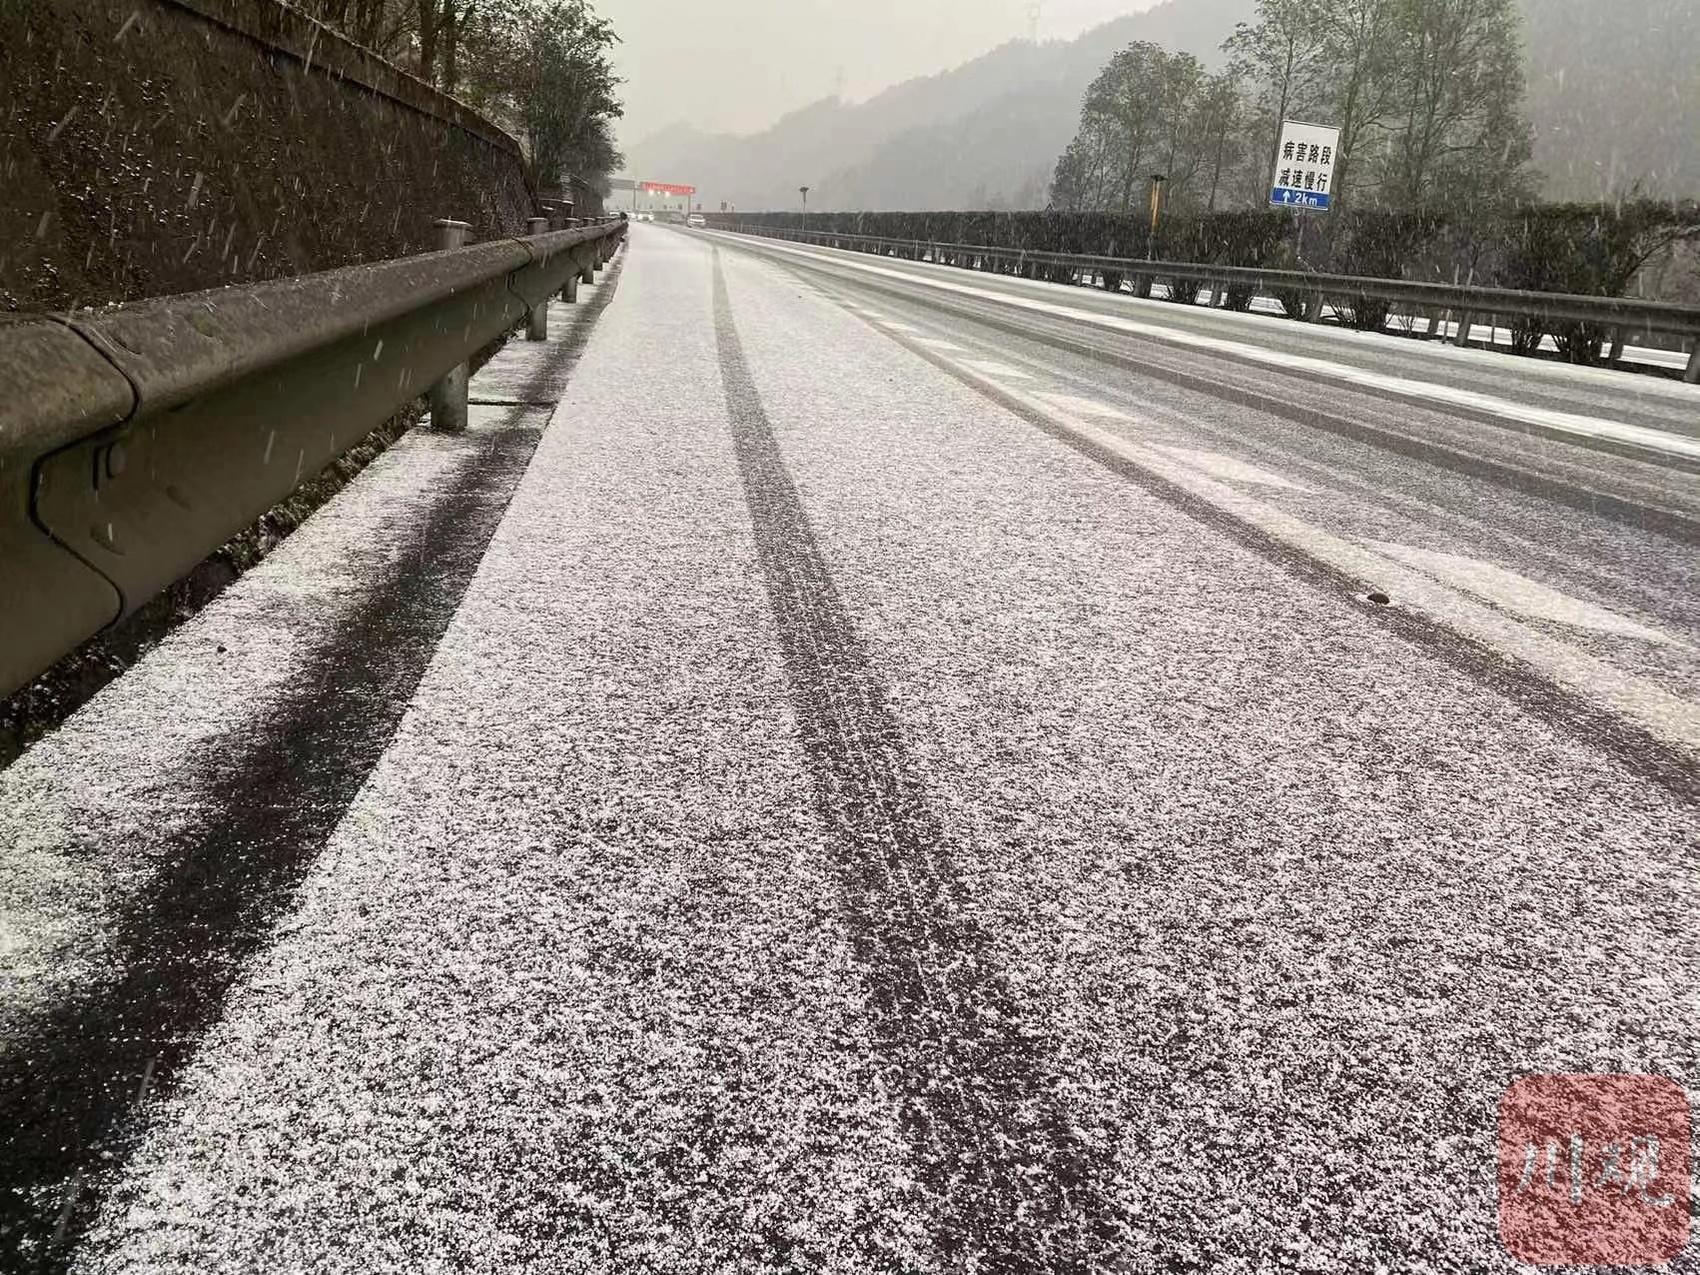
[293, 0, 417, 61]
[1383, 0, 1533, 209]
[1224, 0, 1325, 196]
[1313, 0, 1401, 208]
[1191, 73, 1248, 213]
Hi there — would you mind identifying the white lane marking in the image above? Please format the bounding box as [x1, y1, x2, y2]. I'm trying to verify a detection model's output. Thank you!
[1150, 446, 1309, 491]
[961, 359, 1034, 381]
[933, 355, 1700, 755]
[1025, 397, 1306, 489]
[749, 239, 1700, 462]
[1367, 542, 1679, 646]
[725, 230, 1700, 402]
[1034, 392, 1132, 421]
[917, 337, 966, 352]
[881, 321, 922, 333]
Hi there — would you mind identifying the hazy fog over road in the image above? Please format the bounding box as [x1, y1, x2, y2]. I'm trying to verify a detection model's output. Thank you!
[6, 0, 1699, 1266]
[611, 0, 1166, 144]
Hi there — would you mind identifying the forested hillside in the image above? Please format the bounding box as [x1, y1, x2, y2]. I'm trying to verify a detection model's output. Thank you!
[1523, 0, 1699, 199]
[625, 0, 1699, 211]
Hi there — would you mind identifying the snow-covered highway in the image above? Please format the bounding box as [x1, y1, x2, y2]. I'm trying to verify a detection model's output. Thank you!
[1, 223, 1696, 1272]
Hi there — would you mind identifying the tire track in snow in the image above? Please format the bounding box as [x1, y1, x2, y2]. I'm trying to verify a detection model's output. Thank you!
[0, 420, 540, 1271]
[711, 251, 1123, 1271]
[0, 258, 630, 1272]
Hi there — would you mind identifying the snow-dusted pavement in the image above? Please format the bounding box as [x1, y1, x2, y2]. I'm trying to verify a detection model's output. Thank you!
[3, 225, 1697, 1272]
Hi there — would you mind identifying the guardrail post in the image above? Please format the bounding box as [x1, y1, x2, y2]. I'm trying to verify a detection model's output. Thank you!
[579, 246, 596, 285]
[429, 218, 472, 432]
[1685, 341, 1700, 384]
[433, 218, 470, 250]
[526, 217, 550, 341]
[1308, 291, 1326, 323]
[1453, 310, 1474, 348]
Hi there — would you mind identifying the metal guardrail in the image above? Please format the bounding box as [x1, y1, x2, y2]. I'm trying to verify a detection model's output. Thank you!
[714, 223, 1700, 383]
[0, 216, 626, 700]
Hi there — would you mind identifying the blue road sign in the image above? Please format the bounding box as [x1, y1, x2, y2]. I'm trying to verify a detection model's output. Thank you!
[1269, 187, 1332, 211]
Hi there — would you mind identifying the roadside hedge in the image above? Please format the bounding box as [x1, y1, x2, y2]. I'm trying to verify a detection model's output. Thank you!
[706, 202, 1700, 362]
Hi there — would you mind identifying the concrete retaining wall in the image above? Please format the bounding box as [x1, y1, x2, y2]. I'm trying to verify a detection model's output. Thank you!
[1, 0, 536, 312]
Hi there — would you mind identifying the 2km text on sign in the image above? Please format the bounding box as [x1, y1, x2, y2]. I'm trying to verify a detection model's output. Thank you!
[1270, 120, 1340, 212]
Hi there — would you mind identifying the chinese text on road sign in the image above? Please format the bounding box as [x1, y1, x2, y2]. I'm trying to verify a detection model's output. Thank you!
[1269, 120, 1340, 212]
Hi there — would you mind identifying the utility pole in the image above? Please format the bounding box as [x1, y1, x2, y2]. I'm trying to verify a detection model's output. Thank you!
[1146, 173, 1167, 261]
[800, 185, 810, 235]
[1025, 1, 1042, 43]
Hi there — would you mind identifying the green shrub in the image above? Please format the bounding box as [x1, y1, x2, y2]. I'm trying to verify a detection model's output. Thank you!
[1492, 200, 1700, 363]
[707, 202, 1700, 352]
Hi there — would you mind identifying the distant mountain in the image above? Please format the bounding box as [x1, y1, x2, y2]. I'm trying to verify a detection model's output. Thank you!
[1521, 0, 1700, 200]
[626, 0, 1700, 212]
[623, 0, 1254, 213]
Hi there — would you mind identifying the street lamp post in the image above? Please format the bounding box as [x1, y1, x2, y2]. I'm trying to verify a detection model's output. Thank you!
[1146, 173, 1167, 262]
[800, 185, 810, 236]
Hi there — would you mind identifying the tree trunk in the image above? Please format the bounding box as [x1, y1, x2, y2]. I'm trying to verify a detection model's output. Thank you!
[416, 0, 440, 85]
[349, 0, 378, 45]
[1267, 39, 1297, 184]
[442, 1, 459, 94]
[1207, 127, 1226, 212]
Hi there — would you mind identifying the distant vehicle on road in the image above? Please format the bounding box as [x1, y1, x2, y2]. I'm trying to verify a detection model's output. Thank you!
[687, 213, 706, 228]
[634, 211, 654, 222]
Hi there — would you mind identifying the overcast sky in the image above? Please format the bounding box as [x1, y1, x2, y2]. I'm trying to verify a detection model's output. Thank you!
[607, 0, 1164, 146]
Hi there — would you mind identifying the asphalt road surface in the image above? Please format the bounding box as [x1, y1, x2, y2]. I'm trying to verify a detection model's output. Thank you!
[1, 224, 1696, 1273]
